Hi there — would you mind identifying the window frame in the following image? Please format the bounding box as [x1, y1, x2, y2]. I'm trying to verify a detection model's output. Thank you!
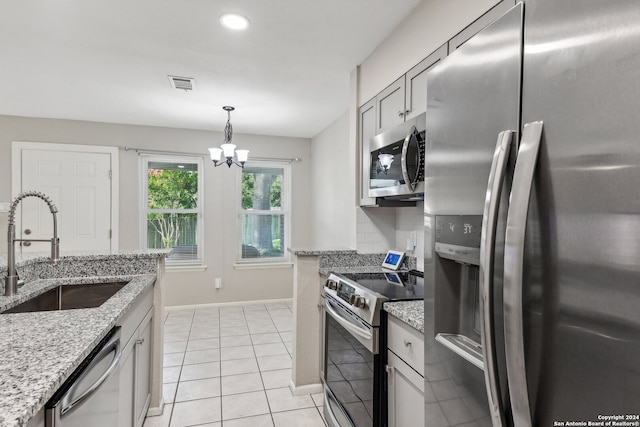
[236, 160, 291, 265]
[139, 154, 205, 267]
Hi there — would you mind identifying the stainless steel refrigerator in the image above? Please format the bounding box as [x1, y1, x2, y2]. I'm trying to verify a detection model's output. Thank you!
[423, 1, 640, 426]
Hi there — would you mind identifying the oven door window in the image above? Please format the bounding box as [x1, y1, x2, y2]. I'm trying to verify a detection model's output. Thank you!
[325, 313, 375, 427]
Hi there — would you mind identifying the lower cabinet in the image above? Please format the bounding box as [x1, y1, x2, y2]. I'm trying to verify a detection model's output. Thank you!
[135, 312, 153, 427]
[118, 287, 154, 427]
[387, 351, 425, 427]
[119, 308, 153, 427]
[386, 315, 425, 427]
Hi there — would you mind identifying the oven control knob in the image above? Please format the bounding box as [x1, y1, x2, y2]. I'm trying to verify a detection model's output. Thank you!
[355, 296, 368, 309]
[349, 295, 367, 309]
[326, 280, 338, 290]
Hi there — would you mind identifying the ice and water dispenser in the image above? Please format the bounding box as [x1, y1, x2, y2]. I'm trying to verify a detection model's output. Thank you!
[433, 215, 484, 369]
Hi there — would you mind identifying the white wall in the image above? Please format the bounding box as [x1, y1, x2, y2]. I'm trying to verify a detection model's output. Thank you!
[309, 112, 355, 248]
[0, 115, 312, 306]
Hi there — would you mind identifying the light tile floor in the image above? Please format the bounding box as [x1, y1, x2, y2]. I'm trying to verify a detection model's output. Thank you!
[143, 301, 327, 427]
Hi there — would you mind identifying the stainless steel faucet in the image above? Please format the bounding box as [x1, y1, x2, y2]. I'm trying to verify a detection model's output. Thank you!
[5, 191, 60, 296]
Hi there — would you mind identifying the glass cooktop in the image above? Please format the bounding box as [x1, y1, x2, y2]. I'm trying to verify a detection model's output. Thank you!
[338, 270, 424, 301]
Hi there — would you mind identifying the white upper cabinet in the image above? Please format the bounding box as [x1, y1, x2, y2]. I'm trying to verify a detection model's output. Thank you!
[376, 76, 406, 134]
[358, 98, 378, 206]
[375, 44, 447, 134]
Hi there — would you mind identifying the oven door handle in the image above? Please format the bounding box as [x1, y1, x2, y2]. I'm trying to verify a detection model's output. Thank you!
[324, 298, 373, 341]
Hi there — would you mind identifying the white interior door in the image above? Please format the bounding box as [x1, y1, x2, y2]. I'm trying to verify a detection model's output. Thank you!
[16, 144, 116, 252]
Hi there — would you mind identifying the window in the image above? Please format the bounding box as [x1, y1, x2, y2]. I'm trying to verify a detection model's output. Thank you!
[238, 161, 290, 263]
[140, 155, 204, 266]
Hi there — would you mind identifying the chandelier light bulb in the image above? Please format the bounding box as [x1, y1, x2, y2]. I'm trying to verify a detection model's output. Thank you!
[208, 148, 222, 162]
[221, 143, 236, 158]
[236, 149, 250, 163]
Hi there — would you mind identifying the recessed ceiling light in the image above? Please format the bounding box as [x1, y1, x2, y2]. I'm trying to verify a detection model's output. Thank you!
[220, 13, 249, 31]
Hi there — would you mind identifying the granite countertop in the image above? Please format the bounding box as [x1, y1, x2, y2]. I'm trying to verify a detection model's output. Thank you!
[287, 247, 356, 256]
[0, 251, 166, 427]
[384, 301, 424, 333]
[0, 249, 170, 275]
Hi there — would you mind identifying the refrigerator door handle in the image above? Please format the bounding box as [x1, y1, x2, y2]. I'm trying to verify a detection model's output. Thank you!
[504, 121, 544, 427]
[480, 130, 513, 427]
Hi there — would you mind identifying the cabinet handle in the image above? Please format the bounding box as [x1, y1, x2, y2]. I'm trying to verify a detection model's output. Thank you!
[403, 339, 412, 347]
[385, 364, 395, 391]
[135, 338, 145, 346]
[397, 110, 405, 117]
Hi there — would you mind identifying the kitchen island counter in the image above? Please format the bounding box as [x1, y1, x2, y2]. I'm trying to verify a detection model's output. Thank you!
[0, 251, 168, 427]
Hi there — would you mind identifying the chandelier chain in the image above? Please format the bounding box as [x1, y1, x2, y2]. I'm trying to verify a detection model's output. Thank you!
[224, 110, 233, 144]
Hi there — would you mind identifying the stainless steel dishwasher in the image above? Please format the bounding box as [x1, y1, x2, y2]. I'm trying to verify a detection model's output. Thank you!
[45, 327, 122, 427]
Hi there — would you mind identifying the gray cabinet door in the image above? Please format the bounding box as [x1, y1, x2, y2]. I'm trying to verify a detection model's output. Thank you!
[375, 76, 405, 134]
[134, 311, 153, 427]
[118, 338, 136, 427]
[358, 98, 377, 206]
[404, 44, 447, 121]
[387, 351, 424, 427]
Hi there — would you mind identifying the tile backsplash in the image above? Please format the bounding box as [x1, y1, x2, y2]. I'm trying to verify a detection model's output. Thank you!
[356, 202, 424, 271]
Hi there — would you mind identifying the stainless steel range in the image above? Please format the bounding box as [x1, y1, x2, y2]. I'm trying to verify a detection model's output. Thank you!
[322, 270, 424, 427]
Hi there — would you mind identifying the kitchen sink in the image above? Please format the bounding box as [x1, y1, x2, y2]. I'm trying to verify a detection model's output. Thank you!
[3, 282, 128, 313]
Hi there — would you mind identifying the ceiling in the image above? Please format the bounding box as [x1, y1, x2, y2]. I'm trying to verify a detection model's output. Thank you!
[0, 0, 421, 138]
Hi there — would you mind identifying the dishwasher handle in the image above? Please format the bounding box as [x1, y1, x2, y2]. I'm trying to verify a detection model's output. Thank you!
[60, 327, 122, 415]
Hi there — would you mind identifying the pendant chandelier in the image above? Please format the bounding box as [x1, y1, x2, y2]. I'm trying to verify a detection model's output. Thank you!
[208, 106, 249, 168]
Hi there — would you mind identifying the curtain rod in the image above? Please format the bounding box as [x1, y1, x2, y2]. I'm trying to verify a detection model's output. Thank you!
[121, 146, 302, 163]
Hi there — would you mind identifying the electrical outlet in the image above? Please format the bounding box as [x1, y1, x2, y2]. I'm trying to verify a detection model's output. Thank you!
[0, 202, 10, 213]
[215, 278, 222, 289]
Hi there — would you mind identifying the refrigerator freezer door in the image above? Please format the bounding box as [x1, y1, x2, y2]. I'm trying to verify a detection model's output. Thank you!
[520, 0, 640, 423]
[425, 3, 523, 426]
[424, 3, 522, 217]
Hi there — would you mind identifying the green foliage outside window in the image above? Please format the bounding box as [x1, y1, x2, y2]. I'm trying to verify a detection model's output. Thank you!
[241, 167, 284, 258]
[148, 169, 198, 209]
[242, 173, 281, 209]
[147, 168, 198, 250]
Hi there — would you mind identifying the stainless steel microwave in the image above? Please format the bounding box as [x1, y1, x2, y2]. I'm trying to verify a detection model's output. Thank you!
[368, 113, 425, 198]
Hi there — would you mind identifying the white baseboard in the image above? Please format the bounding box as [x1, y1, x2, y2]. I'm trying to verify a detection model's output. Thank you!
[289, 380, 323, 396]
[146, 399, 165, 417]
[165, 298, 293, 311]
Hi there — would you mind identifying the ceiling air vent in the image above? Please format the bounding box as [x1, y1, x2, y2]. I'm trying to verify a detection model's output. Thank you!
[168, 75, 195, 91]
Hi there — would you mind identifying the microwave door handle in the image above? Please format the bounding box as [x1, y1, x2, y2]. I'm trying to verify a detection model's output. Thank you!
[480, 130, 513, 427]
[504, 121, 543, 427]
[401, 125, 418, 191]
